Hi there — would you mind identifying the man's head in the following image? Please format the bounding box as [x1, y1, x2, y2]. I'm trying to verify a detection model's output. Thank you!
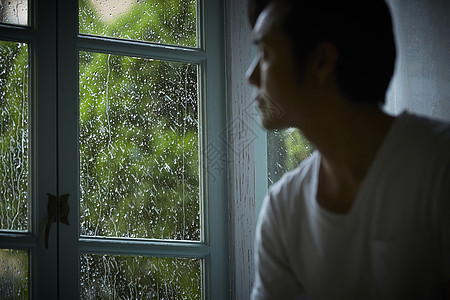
[247, 0, 396, 107]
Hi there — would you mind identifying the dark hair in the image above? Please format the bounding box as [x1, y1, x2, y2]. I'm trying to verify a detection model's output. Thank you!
[248, 0, 396, 105]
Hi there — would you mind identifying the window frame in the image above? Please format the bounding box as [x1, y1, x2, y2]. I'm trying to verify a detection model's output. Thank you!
[0, 0, 229, 298]
[57, 0, 229, 299]
[0, 0, 61, 298]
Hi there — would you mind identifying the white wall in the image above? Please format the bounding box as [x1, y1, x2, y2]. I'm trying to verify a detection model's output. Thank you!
[226, 1, 257, 299]
[385, 0, 450, 121]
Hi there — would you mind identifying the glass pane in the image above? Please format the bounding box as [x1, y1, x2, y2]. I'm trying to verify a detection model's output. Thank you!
[80, 254, 202, 299]
[79, 0, 198, 48]
[0, 41, 29, 231]
[0, 249, 29, 299]
[267, 128, 313, 186]
[79, 52, 200, 241]
[0, 0, 28, 26]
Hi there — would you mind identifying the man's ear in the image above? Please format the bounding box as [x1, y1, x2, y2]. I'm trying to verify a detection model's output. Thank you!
[311, 41, 339, 86]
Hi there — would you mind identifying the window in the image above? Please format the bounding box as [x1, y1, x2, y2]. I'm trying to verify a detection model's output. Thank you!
[267, 129, 313, 187]
[0, 0, 228, 299]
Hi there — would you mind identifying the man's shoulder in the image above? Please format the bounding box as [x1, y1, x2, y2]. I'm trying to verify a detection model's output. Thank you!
[264, 151, 320, 217]
[258, 151, 319, 239]
[396, 111, 450, 142]
[381, 112, 450, 162]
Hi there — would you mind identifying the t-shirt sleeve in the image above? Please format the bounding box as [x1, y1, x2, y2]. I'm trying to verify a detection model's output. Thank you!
[251, 193, 305, 300]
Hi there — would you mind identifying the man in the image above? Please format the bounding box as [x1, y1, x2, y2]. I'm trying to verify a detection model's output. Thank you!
[246, 0, 450, 299]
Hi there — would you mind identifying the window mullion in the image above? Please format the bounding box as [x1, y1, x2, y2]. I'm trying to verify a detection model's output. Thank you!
[78, 238, 210, 258]
[0, 24, 35, 43]
[33, 0, 59, 299]
[55, 0, 80, 299]
[78, 34, 206, 63]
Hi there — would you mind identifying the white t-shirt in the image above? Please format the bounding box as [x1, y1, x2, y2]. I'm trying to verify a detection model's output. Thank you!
[251, 112, 450, 300]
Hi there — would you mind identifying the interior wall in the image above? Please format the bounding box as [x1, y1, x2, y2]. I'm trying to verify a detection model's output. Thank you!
[385, 0, 450, 121]
[226, 1, 257, 299]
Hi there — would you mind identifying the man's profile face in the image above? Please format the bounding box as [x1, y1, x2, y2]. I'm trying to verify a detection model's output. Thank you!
[246, 2, 310, 130]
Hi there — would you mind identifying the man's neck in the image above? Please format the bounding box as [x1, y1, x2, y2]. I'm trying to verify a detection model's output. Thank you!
[301, 105, 395, 213]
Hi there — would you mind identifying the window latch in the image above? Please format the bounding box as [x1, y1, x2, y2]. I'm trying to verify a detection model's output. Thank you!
[44, 193, 70, 249]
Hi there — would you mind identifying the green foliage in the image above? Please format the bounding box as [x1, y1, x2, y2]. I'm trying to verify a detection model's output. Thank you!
[0, 249, 28, 299]
[283, 129, 313, 171]
[1, 0, 202, 297]
[267, 128, 313, 186]
[0, 41, 28, 231]
[79, 51, 200, 241]
[79, 0, 197, 47]
[77, 1, 201, 298]
[81, 254, 201, 299]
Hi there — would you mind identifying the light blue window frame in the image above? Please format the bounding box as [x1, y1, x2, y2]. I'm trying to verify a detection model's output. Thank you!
[58, 0, 229, 299]
[0, 0, 229, 298]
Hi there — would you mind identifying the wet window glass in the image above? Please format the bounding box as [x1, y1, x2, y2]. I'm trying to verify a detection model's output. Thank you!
[267, 129, 313, 186]
[79, 0, 198, 48]
[0, 249, 29, 299]
[0, 0, 28, 26]
[80, 254, 202, 299]
[79, 51, 200, 241]
[0, 40, 28, 232]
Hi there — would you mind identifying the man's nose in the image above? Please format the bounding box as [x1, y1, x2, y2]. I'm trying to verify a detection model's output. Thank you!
[246, 56, 260, 86]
